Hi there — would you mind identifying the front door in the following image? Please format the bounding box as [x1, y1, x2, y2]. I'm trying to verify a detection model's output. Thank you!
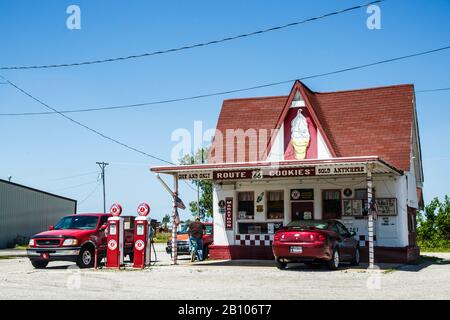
[291, 202, 314, 221]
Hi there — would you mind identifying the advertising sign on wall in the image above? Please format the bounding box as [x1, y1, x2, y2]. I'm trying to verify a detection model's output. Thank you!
[225, 197, 233, 230]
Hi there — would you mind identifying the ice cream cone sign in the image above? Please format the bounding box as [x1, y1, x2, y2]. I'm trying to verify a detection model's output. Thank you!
[291, 108, 310, 159]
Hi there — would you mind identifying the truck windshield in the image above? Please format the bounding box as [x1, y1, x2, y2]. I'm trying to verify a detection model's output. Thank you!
[54, 216, 99, 230]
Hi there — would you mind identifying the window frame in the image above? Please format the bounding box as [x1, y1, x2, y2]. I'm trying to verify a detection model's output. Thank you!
[266, 190, 284, 220]
[237, 191, 255, 220]
[322, 189, 342, 220]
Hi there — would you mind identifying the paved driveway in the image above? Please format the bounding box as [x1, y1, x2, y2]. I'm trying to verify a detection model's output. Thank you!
[0, 244, 449, 300]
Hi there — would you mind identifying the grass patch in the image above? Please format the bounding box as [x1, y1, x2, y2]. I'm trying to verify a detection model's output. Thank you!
[14, 244, 28, 250]
[0, 256, 17, 260]
[154, 232, 171, 243]
[383, 268, 397, 274]
[419, 247, 450, 253]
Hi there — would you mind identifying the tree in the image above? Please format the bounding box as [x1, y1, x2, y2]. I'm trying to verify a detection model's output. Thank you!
[162, 214, 170, 228]
[179, 148, 213, 220]
[417, 196, 450, 249]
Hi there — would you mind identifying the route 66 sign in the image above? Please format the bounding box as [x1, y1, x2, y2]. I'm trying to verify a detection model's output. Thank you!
[251, 170, 263, 180]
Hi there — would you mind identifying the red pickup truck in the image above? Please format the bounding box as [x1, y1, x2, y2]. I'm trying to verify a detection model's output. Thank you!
[27, 213, 135, 269]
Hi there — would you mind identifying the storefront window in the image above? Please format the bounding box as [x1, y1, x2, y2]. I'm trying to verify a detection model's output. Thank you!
[267, 191, 284, 220]
[238, 222, 283, 234]
[239, 222, 268, 234]
[238, 191, 254, 220]
[322, 190, 341, 219]
[355, 188, 369, 216]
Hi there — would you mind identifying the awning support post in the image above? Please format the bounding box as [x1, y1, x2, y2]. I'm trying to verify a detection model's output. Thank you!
[155, 173, 179, 265]
[367, 164, 375, 269]
[171, 174, 179, 265]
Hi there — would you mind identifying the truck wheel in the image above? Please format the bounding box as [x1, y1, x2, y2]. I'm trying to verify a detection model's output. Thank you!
[77, 246, 94, 268]
[31, 260, 48, 269]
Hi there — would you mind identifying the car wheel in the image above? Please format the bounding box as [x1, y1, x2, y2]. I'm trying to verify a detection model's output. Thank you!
[276, 260, 287, 270]
[77, 246, 94, 268]
[31, 260, 48, 269]
[327, 249, 340, 270]
[350, 247, 360, 266]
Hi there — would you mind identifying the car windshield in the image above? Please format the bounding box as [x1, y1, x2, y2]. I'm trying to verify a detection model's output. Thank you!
[54, 216, 99, 230]
[286, 220, 329, 230]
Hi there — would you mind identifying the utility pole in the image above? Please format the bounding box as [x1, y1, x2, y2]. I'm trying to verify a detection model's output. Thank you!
[96, 162, 109, 213]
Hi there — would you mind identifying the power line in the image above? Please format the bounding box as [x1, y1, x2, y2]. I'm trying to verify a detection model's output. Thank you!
[78, 182, 101, 206]
[1, 44, 449, 117]
[0, 74, 175, 165]
[415, 87, 450, 93]
[0, 0, 384, 71]
[50, 180, 99, 192]
[49, 171, 99, 181]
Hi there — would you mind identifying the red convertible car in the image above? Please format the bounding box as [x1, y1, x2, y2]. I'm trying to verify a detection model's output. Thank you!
[272, 220, 360, 270]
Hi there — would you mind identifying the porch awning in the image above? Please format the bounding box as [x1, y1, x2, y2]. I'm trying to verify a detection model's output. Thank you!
[150, 156, 402, 180]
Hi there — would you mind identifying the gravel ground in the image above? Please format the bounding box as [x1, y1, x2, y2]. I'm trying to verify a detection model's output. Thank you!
[0, 244, 449, 300]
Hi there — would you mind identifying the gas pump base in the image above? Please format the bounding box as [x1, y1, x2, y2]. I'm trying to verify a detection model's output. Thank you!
[133, 216, 152, 268]
[106, 216, 124, 268]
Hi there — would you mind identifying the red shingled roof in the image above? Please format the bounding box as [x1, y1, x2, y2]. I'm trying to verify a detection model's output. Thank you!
[209, 81, 415, 171]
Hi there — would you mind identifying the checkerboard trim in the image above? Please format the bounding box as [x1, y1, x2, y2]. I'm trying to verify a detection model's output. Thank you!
[235, 234, 274, 246]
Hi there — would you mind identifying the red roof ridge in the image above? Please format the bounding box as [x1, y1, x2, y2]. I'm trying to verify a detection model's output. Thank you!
[312, 83, 414, 95]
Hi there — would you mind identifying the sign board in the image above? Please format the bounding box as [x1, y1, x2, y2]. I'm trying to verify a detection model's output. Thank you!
[316, 164, 366, 175]
[376, 198, 397, 216]
[342, 199, 363, 216]
[178, 171, 212, 180]
[225, 197, 233, 230]
[290, 189, 314, 201]
[213, 167, 315, 180]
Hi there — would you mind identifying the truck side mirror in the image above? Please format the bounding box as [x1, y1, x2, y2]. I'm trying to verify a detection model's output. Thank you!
[49, 225, 54, 231]
[100, 224, 107, 231]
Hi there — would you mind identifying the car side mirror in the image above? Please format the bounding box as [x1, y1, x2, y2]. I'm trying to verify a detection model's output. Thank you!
[49, 225, 54, 231]
[100, 224, 107, 231]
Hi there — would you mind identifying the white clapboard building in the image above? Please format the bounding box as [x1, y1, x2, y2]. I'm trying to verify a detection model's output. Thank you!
[152, 81, 423, 263]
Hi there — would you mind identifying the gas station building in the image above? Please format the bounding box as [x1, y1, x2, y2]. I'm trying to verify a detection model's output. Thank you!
[151, 81, 424, 263]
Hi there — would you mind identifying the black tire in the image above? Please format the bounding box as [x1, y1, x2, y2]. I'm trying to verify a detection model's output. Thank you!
[327, 249, 340, 270]
[276, 260, 287, 270]
[31, 260, 48, 269]
[350, 247, 360, 266]
[77, 246, 94, 268]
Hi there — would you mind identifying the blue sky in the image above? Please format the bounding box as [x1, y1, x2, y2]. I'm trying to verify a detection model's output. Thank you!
[0, 0, 449, 221]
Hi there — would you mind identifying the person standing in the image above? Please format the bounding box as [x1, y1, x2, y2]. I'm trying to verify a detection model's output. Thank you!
[188, 216, 206, 261]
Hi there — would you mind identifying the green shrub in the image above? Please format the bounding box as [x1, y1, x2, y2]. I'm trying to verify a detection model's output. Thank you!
[417, 196, 450, 250]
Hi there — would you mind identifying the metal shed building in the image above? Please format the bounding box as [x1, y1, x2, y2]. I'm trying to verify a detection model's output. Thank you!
[0, 179, 77, 248]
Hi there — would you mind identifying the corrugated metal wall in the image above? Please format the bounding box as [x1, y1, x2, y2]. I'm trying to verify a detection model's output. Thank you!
[0, 180, 77, 248]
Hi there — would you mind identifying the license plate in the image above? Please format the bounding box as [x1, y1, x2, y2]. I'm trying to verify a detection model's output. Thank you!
[40, 253, 49, 260]
[290, 246, 302, 253]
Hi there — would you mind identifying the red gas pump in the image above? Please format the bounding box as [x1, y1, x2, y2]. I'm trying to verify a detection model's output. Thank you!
[133, 203, 151, 268]
[106, 203, 124, 268]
